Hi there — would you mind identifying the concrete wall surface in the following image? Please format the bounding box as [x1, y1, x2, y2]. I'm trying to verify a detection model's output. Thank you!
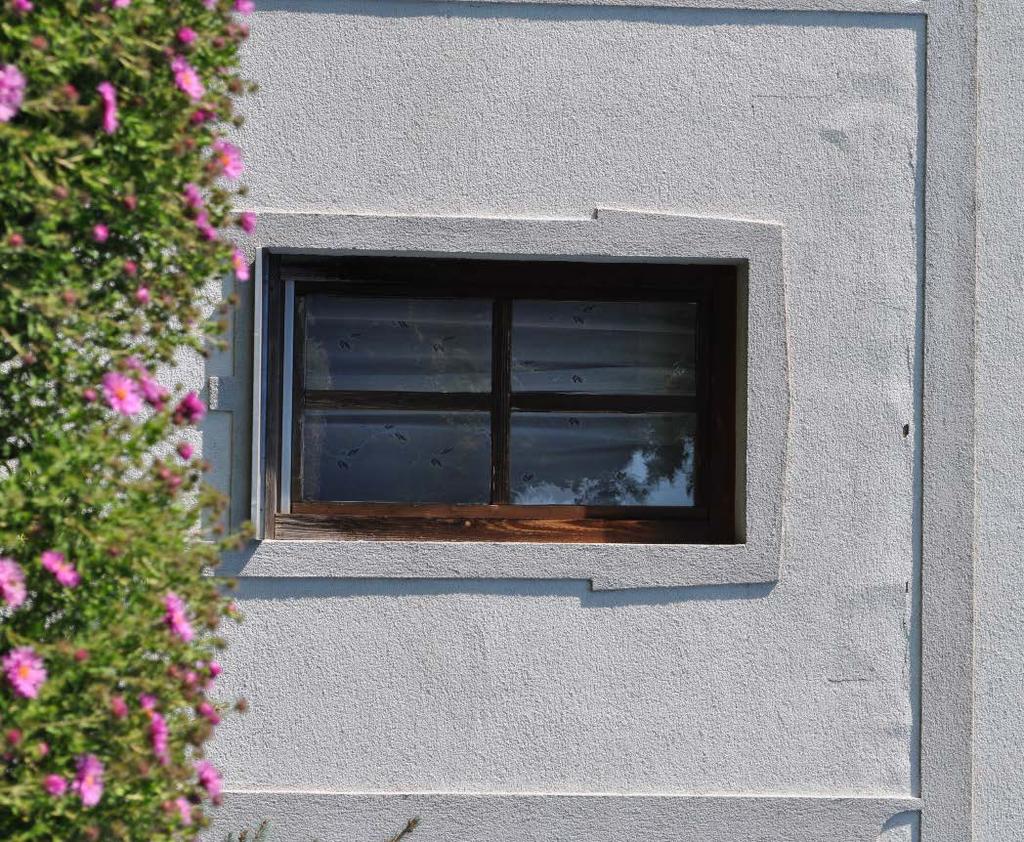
[190, 0, 1004, 838]
[974, 1, 1024, 839]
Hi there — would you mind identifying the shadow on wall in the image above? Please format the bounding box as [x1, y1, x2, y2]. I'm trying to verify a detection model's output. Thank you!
[878, 811, 919, 842]
[225, 574, 775, 608]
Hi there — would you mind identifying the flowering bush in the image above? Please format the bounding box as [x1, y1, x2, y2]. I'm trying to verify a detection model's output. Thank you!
[0, 0, 255, 837]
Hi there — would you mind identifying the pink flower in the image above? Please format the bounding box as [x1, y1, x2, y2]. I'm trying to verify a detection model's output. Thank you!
[82, 387, 98, 403]
[173, 392, 206, 425]
[140, 374, 169, 410]
[71, 754, 104, 808]
[238, 211, 256, 233]
[194, 760, 222, 799]
[234, 0, 254, 13]
[182, 182, 203, 208]
[212, 138, 244, 179]
[194, 211, 217, 241]
[232, 249, 250, 282]
[111, 0, 130, 6]
[44, 774, 67, 796]
[139, 692, 158, 711]
[150, 711, 170, 765]
[209, 661, 222, 678]
[110, 695, 128, 719]
[202, 0, 216, 8]
[123, 259, 138, 276]
[3, 646, 46, 699]
[11, 0, 33, 13]
[175, 796, 193, 825]
[177, 27, 198, 45]
[0, 65, 26, 123]
[92, 223, 109, 243]
[135, 286, 150, 304]
[96, 81, 118, 134]
[0, 557, 26, 609]
[164, 591, 194, 642]
[171, 55, 204, 101]
[166, 472, 183, 495]
[102, 371, 143, 415]
[41, 550, 80, 588]
[197, 701, 221, 724]
[177, 442, 194, 460]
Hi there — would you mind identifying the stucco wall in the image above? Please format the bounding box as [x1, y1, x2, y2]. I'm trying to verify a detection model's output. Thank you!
[203, 1, 946, 839]
[974, 2, 1024, 838]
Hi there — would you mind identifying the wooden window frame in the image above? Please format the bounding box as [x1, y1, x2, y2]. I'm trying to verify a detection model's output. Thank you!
[263, 254, 737, 544]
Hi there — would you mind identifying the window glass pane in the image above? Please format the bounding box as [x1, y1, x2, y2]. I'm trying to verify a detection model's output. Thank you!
[304, 296, 491, 392]
[510, 412, 697, 506]
[301, 410, 491, 503]
[511, 300, 697, 394]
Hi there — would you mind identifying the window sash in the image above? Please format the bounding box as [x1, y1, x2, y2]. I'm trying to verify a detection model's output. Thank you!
[292, 300, 706, 508]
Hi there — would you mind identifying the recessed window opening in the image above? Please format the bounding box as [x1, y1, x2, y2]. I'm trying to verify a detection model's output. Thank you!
[263, 256, 738, 544]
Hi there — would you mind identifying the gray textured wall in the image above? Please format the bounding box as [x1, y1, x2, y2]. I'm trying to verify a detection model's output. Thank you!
[975, 1, 1023, 838]
[194, 0, 1004, 838]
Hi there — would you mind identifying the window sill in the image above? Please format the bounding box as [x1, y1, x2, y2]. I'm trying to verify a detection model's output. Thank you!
[218, 534, 776, 590]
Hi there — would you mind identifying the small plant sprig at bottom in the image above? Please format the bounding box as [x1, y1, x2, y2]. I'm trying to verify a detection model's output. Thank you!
[224, 820, 273, 842]
[224, 816, 421, 842]
[0, 0, 257, 839]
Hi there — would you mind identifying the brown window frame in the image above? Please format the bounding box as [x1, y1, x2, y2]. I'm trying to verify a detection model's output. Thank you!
[263, 254, 737, 544]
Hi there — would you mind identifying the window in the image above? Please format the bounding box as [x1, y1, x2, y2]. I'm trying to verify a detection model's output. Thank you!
[263, 255, 737, 544]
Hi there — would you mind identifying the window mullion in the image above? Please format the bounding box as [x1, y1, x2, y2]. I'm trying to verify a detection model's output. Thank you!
[301, 391, 490, 411]
[491, 298, 513, 503]
[509, 393, 699, 413]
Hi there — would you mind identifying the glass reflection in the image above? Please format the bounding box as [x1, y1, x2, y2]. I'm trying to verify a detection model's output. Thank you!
[304, 296, 492, 392]
[510, 412, 696, 506]
[512, 300, 697, 394]
[302, 410, 491, 503]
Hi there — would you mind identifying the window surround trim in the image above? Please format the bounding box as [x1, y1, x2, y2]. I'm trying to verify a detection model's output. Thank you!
[239, 208, 789, 589]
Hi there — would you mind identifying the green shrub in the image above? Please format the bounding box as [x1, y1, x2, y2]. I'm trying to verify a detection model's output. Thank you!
[0, 0, 254, 837]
